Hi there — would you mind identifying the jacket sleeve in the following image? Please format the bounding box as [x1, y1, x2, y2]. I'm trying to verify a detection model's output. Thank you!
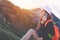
[45, 22, 54, 36]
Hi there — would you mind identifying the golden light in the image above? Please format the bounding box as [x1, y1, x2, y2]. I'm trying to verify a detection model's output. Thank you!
[8, 0, 45, 9]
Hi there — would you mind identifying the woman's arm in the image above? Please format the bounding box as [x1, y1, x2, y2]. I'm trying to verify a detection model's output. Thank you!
[36, 22, 40, 30]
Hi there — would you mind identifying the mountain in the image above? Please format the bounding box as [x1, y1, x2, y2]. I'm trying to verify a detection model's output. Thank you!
[0, 0, 37, 40]
[30, 8, 41, 24]
[0, 0, 21, 40]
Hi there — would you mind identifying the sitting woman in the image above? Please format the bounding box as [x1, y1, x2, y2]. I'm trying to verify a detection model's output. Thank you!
[21, 6, 54, 40]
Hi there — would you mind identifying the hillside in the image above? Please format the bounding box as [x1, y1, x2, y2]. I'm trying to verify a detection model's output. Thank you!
[0, 0, 36, 40]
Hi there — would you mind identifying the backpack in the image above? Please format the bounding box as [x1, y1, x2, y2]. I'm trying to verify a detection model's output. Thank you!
[45, 20, 59, 40]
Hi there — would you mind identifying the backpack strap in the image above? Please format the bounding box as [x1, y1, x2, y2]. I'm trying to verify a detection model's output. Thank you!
[45, 19, 52, 27]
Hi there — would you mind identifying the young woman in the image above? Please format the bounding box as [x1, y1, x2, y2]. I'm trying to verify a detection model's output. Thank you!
[37, 12, 54, 40]
[21, 6, 54, 40]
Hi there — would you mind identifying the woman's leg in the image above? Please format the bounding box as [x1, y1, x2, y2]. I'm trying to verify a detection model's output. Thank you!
[21, 29, 43, 40]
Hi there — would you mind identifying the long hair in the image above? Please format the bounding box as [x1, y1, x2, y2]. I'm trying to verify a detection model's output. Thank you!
[47, 13, 52, 20]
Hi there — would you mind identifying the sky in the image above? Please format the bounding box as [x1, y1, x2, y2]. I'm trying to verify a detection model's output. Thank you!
[8, 0, 60, 19]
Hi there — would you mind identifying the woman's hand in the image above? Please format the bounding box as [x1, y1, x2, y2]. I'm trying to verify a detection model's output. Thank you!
[41, 21, 44, 24]
[36, 23, 40, 30]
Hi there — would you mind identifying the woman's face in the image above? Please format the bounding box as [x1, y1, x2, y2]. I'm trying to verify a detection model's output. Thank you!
[42, 14, 47, 22]
[40, 9, 47, 19]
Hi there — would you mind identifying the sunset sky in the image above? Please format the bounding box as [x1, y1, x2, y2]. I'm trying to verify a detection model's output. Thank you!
[8, 0, 60, 19]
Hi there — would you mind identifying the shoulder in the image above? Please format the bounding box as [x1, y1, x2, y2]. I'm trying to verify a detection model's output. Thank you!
[48, 21, 53, 25]
[46, 21, 53, 27]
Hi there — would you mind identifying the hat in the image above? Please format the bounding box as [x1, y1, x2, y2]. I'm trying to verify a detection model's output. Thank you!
[41, 5, 52, 15]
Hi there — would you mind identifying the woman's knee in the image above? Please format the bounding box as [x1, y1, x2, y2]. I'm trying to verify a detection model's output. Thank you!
[28, 29, 36, 34]
[29, 29, 35, 32]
